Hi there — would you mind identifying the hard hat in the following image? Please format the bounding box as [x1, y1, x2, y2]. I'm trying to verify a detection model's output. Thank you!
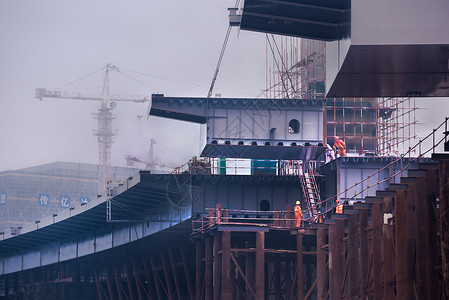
[334, 136, 339, 140]
[296, 201, 300, 205]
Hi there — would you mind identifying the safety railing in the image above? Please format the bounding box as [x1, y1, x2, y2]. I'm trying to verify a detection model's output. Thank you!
[320, 117, 449, 214]
[192, 207, 323, 235]
[173, 157, 324, 176]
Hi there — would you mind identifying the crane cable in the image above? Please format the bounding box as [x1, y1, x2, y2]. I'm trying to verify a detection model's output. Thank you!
[207, 0, 241, 98]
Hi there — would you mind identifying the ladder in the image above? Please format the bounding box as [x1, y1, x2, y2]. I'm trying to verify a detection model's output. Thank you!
[300, 163, 321, 222]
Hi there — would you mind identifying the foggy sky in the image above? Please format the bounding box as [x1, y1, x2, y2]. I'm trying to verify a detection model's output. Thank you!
[0, 0, 266, 172]
[0, 1, 447, 172]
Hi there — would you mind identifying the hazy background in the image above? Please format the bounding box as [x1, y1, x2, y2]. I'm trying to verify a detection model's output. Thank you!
[0, 0, 447, 172]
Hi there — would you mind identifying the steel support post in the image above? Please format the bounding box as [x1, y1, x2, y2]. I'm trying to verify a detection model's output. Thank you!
[285, 257, 292, 300]
[348, 214, 359, 298]
[247, 248, 256, 300]
[372, 203, 382, 300]
[255, 231, 265, 299]
[359, 209, 368, 300]
[296, 233, 303, 300]
[213, 234, 222, 300]
[316, 227, 326, 300]
[113, 265, 125, 300]
[125, 263, 136, 300]
[181, 247, 195, 300]
[142, 256, 157, 300]
[236, 254, 246, 300]
[394, 189, 411, 299]
[222, 231, 232, 300]
[161, 252, 175, 300]
[274, 255, 281, 300]
[196, 241, 204, 300]
[381, 196, 396, 300]
[424, 167, 440, 299]
[94, 270, 105, 300]
[434, 155, 449, 300]
[205, 238, 213, 300]
[105, 268, 117, 300]
[328, 224, 336, 300]
[132, 259, 144, 300]
[169, 248, 183, 300]
[150, 255, 163, 300]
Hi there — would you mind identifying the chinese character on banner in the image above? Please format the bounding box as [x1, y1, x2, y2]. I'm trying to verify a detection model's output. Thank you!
[38, 194, 49, 206]
[79, 197, 90, 205]
[60, 196, 70, 208]
[0, 193, 6, 205]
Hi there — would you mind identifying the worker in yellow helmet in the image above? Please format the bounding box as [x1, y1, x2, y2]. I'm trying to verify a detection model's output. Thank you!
[294, 201, 302, 227]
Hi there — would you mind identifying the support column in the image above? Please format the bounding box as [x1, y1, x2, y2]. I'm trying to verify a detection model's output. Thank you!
[196, 241, 204, 300]
[330, 220, 344, 300]
[213, 234, 222, 300]
[359, 209, 368, 300]
[125, 263, 136, 300]
[247, 246, 256, 300]
[433, 154, 449, 299]
[394, 188, 410, 299]
[150, 255, 163, 300]
[255, 231, 265, 299]
[205, 238, 213, 300]
[222, 231, 231, 300]
[94, 269, 105, 300]
[105, 268, 116, 300]
[113, 265, 125, 300]
[316, 227, 326, 300]
[348, 214, 359, 298]
[296, 233, 303, 300]
[274, 255, 281, 300]
[169, 248, 183, 300]
[372, 203, 382, 300]
[161, 252, 175, 300]
[132, 260, 144, 300]
[181, 247, 195, 300]
[142, 256, 157, 300]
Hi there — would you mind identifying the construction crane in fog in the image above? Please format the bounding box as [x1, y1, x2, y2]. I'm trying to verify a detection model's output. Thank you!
[35, 64, 150, 192]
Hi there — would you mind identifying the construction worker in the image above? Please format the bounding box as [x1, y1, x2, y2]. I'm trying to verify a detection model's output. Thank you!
[335, 199, 343, 214]
[333, 137, 346, 157]
[294, 201, 302, 227]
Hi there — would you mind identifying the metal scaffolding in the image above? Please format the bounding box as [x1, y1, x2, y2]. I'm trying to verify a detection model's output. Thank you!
[265, 37, 419, 156]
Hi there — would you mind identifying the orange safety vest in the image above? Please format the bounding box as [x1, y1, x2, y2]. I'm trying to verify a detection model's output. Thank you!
[294, 204, 302, 227]
[334, 139, 346, 157]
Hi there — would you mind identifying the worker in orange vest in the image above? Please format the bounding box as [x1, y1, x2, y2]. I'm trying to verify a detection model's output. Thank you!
[333, 137, 346, 157]
[335, 199, 343, 214]
[294, 201, 302, 227]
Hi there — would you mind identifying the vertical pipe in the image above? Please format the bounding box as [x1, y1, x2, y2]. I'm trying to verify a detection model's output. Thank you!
[205, 238, 213, 300]
[222, 231, 232, 300]
[296, 233, 303, 300]
[213, 234, 222, 300]
[255, 231, 265, 299]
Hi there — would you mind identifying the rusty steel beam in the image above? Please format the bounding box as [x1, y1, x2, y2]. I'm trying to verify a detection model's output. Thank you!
[434, 154, 449, 299]
[329, 220, 344, 300]
[230, 253, 255, 299]
[181, 247, 195, 300]
[205, 238, 213, 300]
[125, 263, 137, 300]
[255, 231, 265, 299]
[297, 233, 303, 300]
[132, 259, 144, 300]
[94, 269, 105, 300]
[359, 209, 369, 300]
[393, 187, 411, 299]
[113, 265, 125, 300]
[380, 194, 396, 300]
[142, 256, 157, 300]
[196, 241, 204, 300]
[274, 255, 281, 300]
[150, 255, 164, 300]
[424, 167, 440, 299]
[213, 234, 222, 300]
[105, 268, 116, 300]
[169, 248, 183, 300]
[371, 202, 382, 300]
[285, 257, 292, 300]
[348, 214, 359, 298]
[222, 231, 232, 300]
[247, 248, 256, 300]
[316, 227, 326, 300]
[161, 252, 175, 300]
[236, 255, 246, 300]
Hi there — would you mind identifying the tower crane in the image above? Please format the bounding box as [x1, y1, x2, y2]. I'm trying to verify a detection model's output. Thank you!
[35, 64, 150, 193]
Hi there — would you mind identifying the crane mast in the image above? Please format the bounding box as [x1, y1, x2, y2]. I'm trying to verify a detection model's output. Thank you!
[36, 64, 149, 193]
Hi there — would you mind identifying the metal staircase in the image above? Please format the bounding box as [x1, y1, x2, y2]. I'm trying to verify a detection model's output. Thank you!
[300, 162, 321, 222]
